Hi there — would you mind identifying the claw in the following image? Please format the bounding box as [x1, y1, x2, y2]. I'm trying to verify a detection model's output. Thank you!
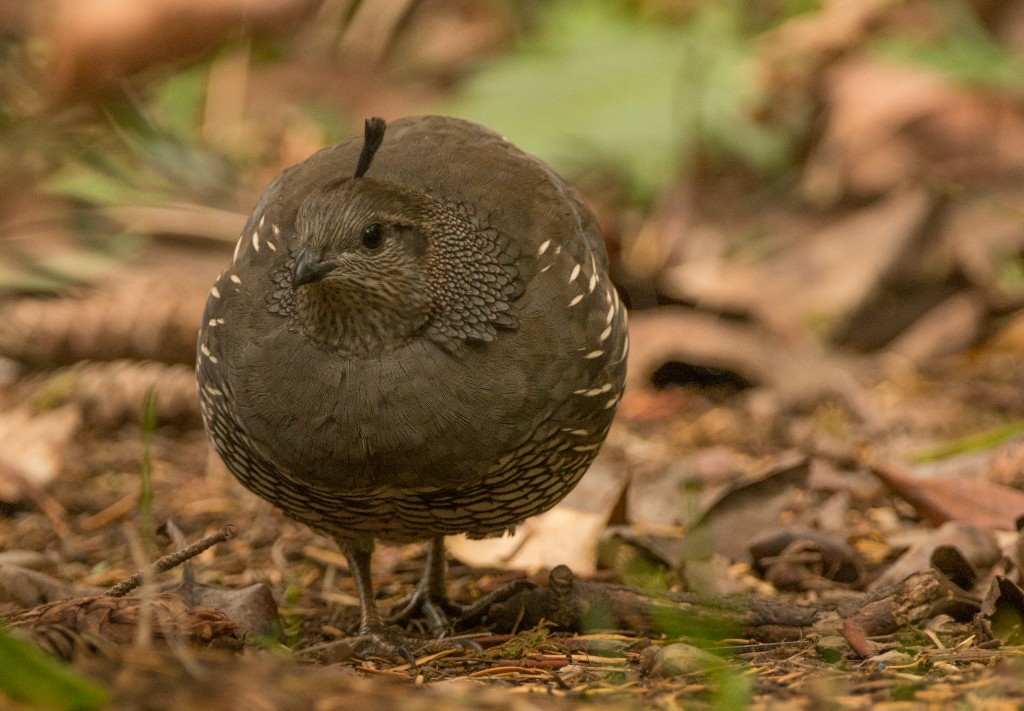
[349, 627, 478, 665]
[335, 536, 480, 659]
[397, 644, 417, 668]
[349, 633, 410, 663]
[387, 585, 467, 637]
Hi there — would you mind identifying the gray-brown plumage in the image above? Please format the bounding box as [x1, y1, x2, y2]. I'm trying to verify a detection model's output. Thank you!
[196, 115, 628, 652]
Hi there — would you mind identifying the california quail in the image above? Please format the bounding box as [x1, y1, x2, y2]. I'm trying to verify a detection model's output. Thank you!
[196, 115, 628, 653]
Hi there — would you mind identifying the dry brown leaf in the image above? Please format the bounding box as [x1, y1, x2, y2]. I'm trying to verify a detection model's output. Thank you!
[978, 576, 1024, 645]
[870, 520, 1000, 591]
[942, 188, 1024, 310]
[750, 527, 862, 591]
[871, 461, 1024, 531]
[803, 57, 1024, 205]
[0, 404, 80, 502]
[658, 189, 935, 344]
[753, 0, 900, 153]
[102, 204, 246, 245]
[0, 565, 85, 610]
[884, 292, 987, 362]
[802, 58, 952, 203]
[681, 455, 811, 564]
[624, 308, 880, 425]
[446, 453, 627, 575]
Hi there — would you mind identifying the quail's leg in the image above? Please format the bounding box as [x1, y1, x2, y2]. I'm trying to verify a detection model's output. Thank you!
[338, 537, 476, 661]
[339, 539, 383, 633]
[387, 537, 468, 636]
[337, 538, 412, 662]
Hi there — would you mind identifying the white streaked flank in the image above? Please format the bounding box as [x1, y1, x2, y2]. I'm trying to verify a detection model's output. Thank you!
[578, 383, 611, 397]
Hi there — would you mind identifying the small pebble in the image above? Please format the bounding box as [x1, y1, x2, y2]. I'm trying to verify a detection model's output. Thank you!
[866, 649, 915, 668]
[640, 643, 726, 678]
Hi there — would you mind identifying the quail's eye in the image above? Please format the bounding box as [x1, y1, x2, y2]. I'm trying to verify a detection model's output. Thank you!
[362, 223, 385, 250]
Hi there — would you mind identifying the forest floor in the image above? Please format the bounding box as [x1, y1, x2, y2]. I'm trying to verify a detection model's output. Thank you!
[7, 1, 1024, 709]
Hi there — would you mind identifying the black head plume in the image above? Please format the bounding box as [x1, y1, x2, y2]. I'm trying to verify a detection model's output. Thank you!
[353, 117, 387, 178]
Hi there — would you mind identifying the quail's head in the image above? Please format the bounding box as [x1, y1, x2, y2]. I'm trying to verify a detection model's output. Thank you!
[289, 120, 440, 355]
[288, 118, 520, 356]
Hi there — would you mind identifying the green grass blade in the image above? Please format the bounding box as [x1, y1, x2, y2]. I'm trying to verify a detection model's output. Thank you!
[0, 628, 108, 711]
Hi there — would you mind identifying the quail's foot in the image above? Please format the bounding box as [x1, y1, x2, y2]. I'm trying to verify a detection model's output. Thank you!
[346, 626, 478, 665]
[338, 538, 481, 663]
[386, 581, 467, 637]
[386, 537, 468, 637]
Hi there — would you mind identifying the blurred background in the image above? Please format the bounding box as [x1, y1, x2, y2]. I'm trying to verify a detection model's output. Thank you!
[6, 0, 1024, 610]
[4, 0, 1024, 377]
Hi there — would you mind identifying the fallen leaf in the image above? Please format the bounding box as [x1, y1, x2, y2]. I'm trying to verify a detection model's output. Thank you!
[978, 576, 1024, 645]
[446, 453, 627, 575]
[871, 461, 1024, 531]
[681, 454, 811, 564]
[658, 187, 935, 343]
[884, 292, 987, 362]
[869, 520, 1000, 591]
[0, 405, 80, 502]
[624, 308, 880, 425]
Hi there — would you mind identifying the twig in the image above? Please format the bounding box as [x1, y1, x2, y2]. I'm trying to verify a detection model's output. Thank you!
[105, 525, 236, 597]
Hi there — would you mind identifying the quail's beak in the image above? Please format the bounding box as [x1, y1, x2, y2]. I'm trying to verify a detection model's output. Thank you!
[292, 247, 336, 287]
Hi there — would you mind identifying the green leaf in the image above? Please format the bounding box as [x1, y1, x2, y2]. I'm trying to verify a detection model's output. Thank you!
[44, 102, 236, 208]
[872, 0, 1024, 93]
[442, 0, 794, 203]
[152, 64, 208, 141]
[0, 628, 108, 711]
[873, 33, 1024, 93]
[914, 420, 1024, 462]
[44, 165, 162, 205]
